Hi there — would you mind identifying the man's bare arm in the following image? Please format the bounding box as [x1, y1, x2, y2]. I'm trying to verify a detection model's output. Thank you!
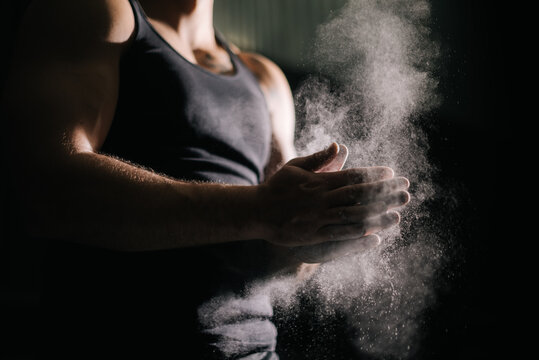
[3, 0, 409, 253]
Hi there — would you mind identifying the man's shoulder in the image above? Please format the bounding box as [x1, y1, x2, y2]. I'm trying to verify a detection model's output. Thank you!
[23, 0, 135, 49]
[237, 52, 290, 95]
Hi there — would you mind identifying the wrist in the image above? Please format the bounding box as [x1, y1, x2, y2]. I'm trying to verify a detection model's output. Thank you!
[250, 183, 273, 241]
[240, 183, 272, 241]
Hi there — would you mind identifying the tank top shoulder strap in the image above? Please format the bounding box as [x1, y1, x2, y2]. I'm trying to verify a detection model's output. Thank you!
[214, 30, 250, 76]
[214, 30, 237, 60]
[127, 0, 156, 41]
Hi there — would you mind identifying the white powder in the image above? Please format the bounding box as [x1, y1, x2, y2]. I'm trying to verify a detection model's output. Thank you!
[281, 0, 447, 357]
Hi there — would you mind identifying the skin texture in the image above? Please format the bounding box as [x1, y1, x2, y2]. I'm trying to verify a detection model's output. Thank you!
[2, 0, 410, 272]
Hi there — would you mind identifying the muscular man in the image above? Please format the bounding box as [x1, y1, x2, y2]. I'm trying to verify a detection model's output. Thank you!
[3, 0, 410, 358]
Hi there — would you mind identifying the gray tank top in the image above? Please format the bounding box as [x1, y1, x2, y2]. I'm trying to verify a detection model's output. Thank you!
[101, 0, 272, 185]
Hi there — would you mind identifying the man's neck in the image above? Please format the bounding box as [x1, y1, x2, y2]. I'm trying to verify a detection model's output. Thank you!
[138, 0, 215, 49]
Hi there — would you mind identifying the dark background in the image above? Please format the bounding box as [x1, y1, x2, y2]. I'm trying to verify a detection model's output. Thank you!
[1, 0, 504, 359]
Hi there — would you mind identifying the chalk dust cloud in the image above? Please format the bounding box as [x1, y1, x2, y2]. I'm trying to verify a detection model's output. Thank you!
[257, 0, 450, 358]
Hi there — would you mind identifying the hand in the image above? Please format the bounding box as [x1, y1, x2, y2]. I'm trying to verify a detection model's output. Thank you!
[258, 143, 410, 262]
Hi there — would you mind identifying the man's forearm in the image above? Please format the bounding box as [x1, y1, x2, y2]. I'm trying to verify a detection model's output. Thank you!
[14, 150, 265, 251]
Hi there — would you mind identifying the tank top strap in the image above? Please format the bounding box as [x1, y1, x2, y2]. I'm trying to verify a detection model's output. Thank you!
[126, 0, 146, 41]
[214, 30, 236, 58]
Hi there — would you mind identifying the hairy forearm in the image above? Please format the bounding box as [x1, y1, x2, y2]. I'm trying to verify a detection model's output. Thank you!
[12, 150, 264, 251]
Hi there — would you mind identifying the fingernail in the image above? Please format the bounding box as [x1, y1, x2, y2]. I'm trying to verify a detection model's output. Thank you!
[382, 211, 400, 226]
[335, 144, 349, 167]
[388, 211, 400, 224]
[397, 177, 410, 188]
[329, 142, 339, 151]
[383, 167, 395, 178]
[376, 167, 394, 180]
[366, 235, 381, 247]
[399, 191, 410, 204]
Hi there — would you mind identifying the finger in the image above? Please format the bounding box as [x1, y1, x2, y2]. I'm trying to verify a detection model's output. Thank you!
[287, 143, 339, 171]
[322, 201, 388, 225]
[317, 166, 395, 189]
[326, 177, 410, 206]
[380, 190, 410, 209]
[321, 192, 409, 225]
[317, 143, 349, 173]
[291, 234, 381, 264]
[363, 211, 400, 236]
[315, 211, 400, 241]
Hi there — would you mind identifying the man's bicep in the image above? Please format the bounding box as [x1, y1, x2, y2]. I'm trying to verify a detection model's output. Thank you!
[6, 60, 120, 153]
[4, 0, 133, 153]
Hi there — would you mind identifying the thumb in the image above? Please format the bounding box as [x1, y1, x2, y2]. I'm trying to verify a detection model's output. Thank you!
[318, 144, 349, 173]
[288, 143, 340, 172]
